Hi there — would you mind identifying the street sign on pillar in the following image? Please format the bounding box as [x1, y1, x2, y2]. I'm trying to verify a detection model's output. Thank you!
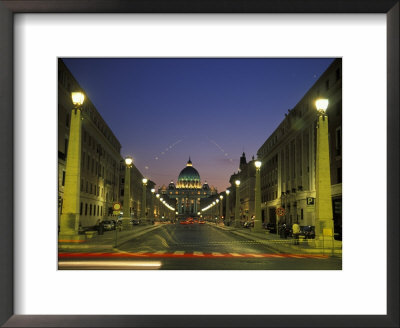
[276, 207, 285, 217]
[113, 202, 122, 215]
[306, 197, 315, 213]
[306, 197, 315, 205]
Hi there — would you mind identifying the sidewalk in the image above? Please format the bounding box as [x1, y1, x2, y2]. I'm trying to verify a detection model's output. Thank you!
[58, 224, 162, 251]
[212, 223, 342, 256]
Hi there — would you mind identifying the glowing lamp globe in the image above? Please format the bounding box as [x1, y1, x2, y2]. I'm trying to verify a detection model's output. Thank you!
[71, 92, 85, 106]
[315, 98, 329, 112]
[125, 156, 133, 166]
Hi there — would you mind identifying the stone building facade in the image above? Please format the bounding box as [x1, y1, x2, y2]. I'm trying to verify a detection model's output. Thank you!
[226, 152, 256, 225]
[119, 162, 156, 219]
[58, 59, 122, 228]
[257, 58, 342, 238]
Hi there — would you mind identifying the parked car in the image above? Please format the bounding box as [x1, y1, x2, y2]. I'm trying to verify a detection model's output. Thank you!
[264, 223, 277, 233]
[102, 220, 114, 231]
[131, 218, 140, 225]
[300, 225, 315, 239]
[243, 221, 254, 228]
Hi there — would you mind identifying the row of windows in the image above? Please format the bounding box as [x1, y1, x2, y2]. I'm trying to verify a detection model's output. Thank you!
[262, 191, 278, 203]
[79, 202, 103, 217]
[58, 68, 72, 93]
[84, 108, 120, 151]
[82, 151, 103, 176]
[260, 125, 341, 190]
[82, 150, 118, 185]
[83, 129, 119, 165]
[80, 179, 103, 197]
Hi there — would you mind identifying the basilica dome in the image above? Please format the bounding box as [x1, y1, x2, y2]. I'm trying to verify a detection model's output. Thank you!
[177, 158, 201, 189]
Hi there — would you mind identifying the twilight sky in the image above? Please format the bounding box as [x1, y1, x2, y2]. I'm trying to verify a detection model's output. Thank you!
[62, 58, 334, 192]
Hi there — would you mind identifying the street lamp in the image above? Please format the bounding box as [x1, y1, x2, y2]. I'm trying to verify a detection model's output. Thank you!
[160, 198, 165, 218]
[225, 189, 230, 226]
[121, 156, 133, 230]
[219, 195, 223, 222]
[216, 199, 219, 222]
[142, 178, 148, 224]
[156, 193, 160, 218]
[316, 98, 329, 114]
[59, 92, 86, 241]
[235, 180, 241, 228]
[315, 98, 334, 252]
[254, 160, 263, 232]
[151, 188, 155, 221]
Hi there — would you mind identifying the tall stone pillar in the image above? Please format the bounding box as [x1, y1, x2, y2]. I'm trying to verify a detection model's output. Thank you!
[254, 161, 263, 232]
[315, 114, 334, 247]
[225, 191, 230, 225]
[59, 107, 84, 241]
[122, 162, 132, 230]
[235, 182, 241, 228]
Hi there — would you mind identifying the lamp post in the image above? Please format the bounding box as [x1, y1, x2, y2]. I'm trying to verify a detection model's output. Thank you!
[225, 189, 230, 226]
[142, 178, 148, 224]
[151, 188, 155, 222]
[315, 98, 334, 252]
[254, 160, 263, 232]
[121, 156, 133, 230]
[160, 197, 165, 219]
[213, 201, 217, 223]
[216, 199, 220, 224]
[59, 92, 85, 241]
[156, 193, 160, 218]
[219, 195, 223, 222]
[235, 180, 241, 228]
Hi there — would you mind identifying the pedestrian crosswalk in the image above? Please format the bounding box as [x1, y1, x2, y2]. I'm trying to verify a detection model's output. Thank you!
[59, 251, 329, 259]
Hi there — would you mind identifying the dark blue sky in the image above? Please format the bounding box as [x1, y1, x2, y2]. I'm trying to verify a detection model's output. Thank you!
[63, 58, 334, 192]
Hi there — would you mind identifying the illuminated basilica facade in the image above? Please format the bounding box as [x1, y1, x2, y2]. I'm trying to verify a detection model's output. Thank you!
[159, 158, 216, 217]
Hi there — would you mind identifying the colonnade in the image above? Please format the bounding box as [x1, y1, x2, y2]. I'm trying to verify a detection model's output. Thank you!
[177, 197, 199, 215]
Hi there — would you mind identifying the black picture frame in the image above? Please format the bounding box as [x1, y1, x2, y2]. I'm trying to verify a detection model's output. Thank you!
[0, 1, 398, 327]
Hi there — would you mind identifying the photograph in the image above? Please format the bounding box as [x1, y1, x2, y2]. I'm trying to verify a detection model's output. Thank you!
[1, 0, 398, 325]
[58, 57, 342, 270]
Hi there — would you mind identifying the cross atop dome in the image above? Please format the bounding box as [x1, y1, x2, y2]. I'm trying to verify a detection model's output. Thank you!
[186, 157, 193, 167]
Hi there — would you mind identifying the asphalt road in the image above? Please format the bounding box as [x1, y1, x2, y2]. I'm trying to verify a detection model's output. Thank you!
[107, 223, 342, 270]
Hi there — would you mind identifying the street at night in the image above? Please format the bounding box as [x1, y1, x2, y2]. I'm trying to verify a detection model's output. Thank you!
[59, 222, 341, 270]
[58, 58, 343, 271]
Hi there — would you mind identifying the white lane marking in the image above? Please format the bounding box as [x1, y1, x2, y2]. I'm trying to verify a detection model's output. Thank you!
[193, 251, 204, 256]
[211, 252, 224, 256]
[173, 251, 185, 255]
[155, 235, 169, 248]
[229, 253, 243, 257]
